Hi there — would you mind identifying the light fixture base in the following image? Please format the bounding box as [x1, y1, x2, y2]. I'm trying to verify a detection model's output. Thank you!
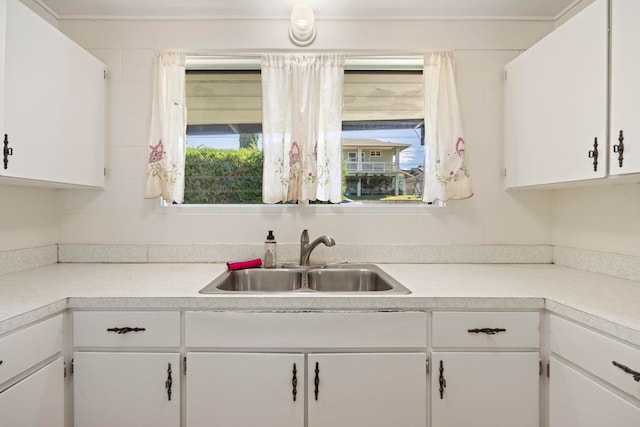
[289, 26, 317, 47]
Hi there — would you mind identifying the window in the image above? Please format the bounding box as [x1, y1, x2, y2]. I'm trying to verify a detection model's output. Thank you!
[183, 56, 425, 204]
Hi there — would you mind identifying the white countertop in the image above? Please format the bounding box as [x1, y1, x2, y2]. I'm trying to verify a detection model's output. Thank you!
[0, 262, 639, 346]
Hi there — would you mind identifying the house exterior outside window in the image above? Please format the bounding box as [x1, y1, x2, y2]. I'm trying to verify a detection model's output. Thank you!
[342, 139, 413, 198]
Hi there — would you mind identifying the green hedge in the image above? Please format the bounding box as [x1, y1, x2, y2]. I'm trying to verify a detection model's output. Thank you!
[184, 147, 263, 204]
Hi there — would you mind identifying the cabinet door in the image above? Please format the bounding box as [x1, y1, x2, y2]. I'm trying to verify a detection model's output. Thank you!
[610, 0, 640, 175]
[504, 0, 608, 188]
[431, 352, 539, 427]
[186, 352, 304, 427]
[0, 357, 64, 427]
[308, 353, 426, 427]
[1, 0, 105, 187]
[74, 352, 179, 427]
[549, 356, 640, 427]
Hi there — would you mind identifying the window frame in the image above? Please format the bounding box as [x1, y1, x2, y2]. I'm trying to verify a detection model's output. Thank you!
[170, 54, 446, 212]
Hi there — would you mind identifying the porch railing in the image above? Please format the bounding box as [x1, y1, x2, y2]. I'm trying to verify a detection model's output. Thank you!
[346, 161, 396, 172]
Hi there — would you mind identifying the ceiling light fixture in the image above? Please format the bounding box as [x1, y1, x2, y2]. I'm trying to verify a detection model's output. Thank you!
[289, 3, 316, 46]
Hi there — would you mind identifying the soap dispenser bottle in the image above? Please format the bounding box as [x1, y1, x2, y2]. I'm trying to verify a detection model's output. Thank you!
[264, 230, 277, 268]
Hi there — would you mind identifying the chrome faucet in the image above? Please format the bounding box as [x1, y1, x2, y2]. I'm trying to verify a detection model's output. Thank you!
[299, 229, 336, 266]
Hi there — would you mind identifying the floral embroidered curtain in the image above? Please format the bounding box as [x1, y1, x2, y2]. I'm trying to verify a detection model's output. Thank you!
[423, 52, 473, 203]
[144, 52, 187, 203]
[261, 54, 345, 204]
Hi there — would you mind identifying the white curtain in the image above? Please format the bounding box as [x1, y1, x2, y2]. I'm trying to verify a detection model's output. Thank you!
[423, 52, 473, 203]
[261, 54, 345, 204]
[145, 52, 187, 203]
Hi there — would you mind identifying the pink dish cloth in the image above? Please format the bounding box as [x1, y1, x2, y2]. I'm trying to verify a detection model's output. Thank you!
[227, 258, 262, 271]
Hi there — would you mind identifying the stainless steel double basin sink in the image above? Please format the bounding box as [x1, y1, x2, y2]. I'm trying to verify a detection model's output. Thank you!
[199, 264, 410, 294]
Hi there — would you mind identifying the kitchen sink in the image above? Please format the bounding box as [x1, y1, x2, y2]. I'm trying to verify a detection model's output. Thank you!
[207, 268, 304, 292]
[199, 264, 410, 294]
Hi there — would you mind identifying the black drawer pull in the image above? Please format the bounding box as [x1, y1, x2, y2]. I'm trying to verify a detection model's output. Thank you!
[439, 360, 446, 399]
[292, 363, 298, 402]
[165, 363, 173, 401]
[314, 362, 320, 400]
[588, 137, 599, 171]
[612, 361, 640, 382]
[467, 328, 506, 335]
[106, 327, 146, 334]
[613, 130, 625, 168]
[3, 134, 12, 170]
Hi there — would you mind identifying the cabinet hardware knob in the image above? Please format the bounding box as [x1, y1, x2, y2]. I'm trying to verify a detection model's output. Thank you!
[613, 130, 625, 168]
[3, 134, 12, 170]
[165, 363, 173, 401]
[612, 361, 640, 382]
[467, 328, 506, 335]
[106, 327, 146, 334]
[292, 363, 298, 402]
[439, 360, 446, 399]
[588, 137, 599, 172]
[314, 362, 320, 400]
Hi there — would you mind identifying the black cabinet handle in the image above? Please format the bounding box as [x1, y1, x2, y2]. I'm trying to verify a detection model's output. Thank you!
[165, 363, 173, 401]
[439, 360, 446, 399]
[3, 134, 12, 170]
[612, 361, 640, 382]
[0, 360, 3, 366]
[613, 130, 625, 168]
[314, 362, 320, 400]
[106, 327, 146, 334]
[467, 328, 506, 335]
[292, 363, 298, 402]
[588, 137, 599, 171]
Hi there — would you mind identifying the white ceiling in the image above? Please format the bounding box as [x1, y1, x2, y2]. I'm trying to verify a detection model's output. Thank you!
[33, 0, 582, 21]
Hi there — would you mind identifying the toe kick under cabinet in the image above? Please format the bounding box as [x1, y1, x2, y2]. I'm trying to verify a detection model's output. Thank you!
[430, 311, 541, 427]
[184, 311, 428, 427]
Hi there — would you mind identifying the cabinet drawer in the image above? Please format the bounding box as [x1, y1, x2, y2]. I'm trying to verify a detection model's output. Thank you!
[0, 314, 63, 385]
[73, 311, 180, 348]
[432, 311, 540, 348]
[185, 311, 427, 349]
[550, 315, 640, 401]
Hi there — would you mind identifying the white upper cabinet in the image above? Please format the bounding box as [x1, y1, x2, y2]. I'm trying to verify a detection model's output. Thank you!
[504, 0, 608, 188]
[0, 0, 105, 188]
[610, 0, 640, 176]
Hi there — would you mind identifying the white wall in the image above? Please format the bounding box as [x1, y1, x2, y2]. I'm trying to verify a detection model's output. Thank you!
[54, 18, 555, 246]
[551, 184, 640, 257]
[0, 186, 59, 251]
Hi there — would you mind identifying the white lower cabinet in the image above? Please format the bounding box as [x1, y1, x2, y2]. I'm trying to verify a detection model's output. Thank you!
[549, 356, 640, 427]
[0, 315, 64, 427]
[307, 352, 426, 427]
[0, 357, 64, 427]
[431, 311, 541, 427]
[186, 351, 426, 427]
[548, 315, 640, 427]
[186, 352, 305, 427]
[74, 352, 180, 427]
[185, 311, 428, 427]
[431, 352, 539, 427]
